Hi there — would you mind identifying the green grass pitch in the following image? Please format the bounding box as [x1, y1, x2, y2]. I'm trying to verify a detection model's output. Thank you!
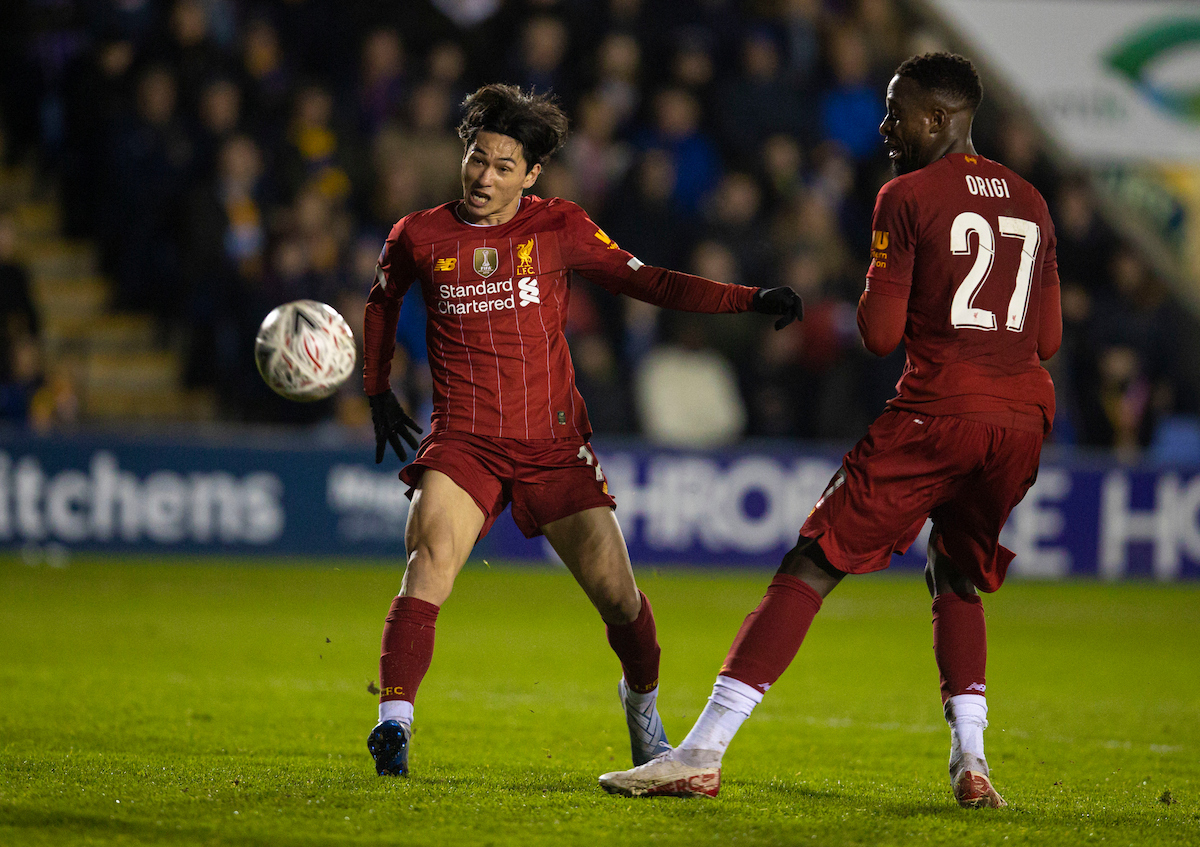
[2, 555, 1197, 846]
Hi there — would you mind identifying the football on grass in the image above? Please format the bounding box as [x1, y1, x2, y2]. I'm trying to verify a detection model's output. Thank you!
[254, 299, 357, 401]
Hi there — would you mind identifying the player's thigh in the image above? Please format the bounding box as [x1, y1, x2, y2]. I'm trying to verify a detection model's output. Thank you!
[402, 470, 488, 598]
[542, 507, 640, 623]
[932, 427, 1042, 578]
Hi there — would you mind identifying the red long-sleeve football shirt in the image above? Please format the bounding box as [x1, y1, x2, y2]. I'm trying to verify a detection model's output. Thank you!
[364, 195, 758, 440]
[858, 153, 1061, 433]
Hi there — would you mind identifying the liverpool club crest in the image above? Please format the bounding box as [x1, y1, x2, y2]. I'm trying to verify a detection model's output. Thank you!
[474, 247, 499, 278]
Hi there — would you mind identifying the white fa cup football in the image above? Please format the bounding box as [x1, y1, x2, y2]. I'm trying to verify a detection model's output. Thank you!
[254, 299, 357, 401]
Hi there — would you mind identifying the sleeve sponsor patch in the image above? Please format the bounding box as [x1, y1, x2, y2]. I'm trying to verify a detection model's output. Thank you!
[870, 230, 889, 268]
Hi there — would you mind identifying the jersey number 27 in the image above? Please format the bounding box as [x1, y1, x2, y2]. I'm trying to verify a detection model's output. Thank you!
[950, 212, 1040, 333]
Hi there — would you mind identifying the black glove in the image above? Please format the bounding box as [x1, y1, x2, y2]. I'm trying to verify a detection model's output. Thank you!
[753, 286, 804, 330]
[368, 390, 423, 464]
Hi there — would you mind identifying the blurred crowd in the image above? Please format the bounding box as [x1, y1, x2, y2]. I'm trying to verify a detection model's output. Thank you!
[2, 0, 1199, 453]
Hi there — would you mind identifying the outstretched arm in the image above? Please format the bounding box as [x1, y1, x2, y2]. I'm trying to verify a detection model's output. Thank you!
[605, 263, 758, 313]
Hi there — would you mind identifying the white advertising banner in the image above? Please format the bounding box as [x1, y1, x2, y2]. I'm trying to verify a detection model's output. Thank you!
[927, 0, 1200, 163]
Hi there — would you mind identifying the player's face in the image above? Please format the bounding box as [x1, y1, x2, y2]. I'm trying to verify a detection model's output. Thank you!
[460, 131, 541, 225]
[879, 75, 935, 176]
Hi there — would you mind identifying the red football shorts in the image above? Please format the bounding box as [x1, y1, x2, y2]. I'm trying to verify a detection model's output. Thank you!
[799, 410, 1043, 592]
[399, 430, 617, 540]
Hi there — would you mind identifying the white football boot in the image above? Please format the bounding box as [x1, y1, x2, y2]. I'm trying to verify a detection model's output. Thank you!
[950, 751, 1007, 808]
[618, 678, 672, 766]
[599, 750, 720, 798]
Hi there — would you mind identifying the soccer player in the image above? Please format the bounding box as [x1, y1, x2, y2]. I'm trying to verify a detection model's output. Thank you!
[598, 53, 1062, 808]
[363, 83, 803, 777]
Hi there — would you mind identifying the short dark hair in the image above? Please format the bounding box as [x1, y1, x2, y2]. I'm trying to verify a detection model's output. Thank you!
[894, 52, 983, 111]
[457, 84, 569, 169]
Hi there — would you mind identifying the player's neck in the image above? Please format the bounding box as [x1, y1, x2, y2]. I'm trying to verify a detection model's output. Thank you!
[940, 132, 976, 162]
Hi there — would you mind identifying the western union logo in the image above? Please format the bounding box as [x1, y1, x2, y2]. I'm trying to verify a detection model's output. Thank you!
[870, 230, 889, 269]
[593, 229, 619, 249]
[434, 257, 457, 272]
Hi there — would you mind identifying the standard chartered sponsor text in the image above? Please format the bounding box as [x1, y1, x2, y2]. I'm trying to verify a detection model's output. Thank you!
[438, 278, 515, 314]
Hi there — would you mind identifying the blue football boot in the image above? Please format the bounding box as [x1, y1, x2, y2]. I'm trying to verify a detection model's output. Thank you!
[367, 720, 410, 776]
[619, 678, 672, 766]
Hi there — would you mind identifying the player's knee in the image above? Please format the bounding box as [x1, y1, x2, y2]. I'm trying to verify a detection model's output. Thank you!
[926, 531, 976, 599]
[778, 536, 844, 595]
[405, 535, 460, 583]
[595, 581, 640, 624]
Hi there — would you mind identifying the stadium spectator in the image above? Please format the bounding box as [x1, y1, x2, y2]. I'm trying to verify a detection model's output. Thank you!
[103, 63, 193, 320]
[276, 82, 366, 210]
[666, 30, 717, 104]
[748, 250, 861, 439]
[590, 32, 642, 130]
[237, 16, 292, 145]
[193, 76, 244, 174]
[60, 38, 136, 237]
[507, 15, 575, 107]
[561, 92, 632, 217]
[701, 171, 776, 292]
[155, 0, 235, 116]
[636, 87, 722, 218]
[370, 82, 464, 217]
[360, 83, 803, 779]
[424, 40, 470, 102]
[0, 212, 42, 426]
[601, 52, 1061, 810]
[819, 24, 885, 162]
[758, 133, 806, 213]
[714, 28, 809, 163]
[777, 0, 823, 87]
[603, 148, 694, 274]
[355, 27, 407, 138]
[635, 313, 747, 447]
[179, 132, 267, 401]
[854, 0, 910, 73]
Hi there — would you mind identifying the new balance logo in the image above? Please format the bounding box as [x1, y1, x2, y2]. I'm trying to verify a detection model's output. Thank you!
[434, 257, 457, 272]
[518, 276, 540, 306]
[966, 682, 986, 693]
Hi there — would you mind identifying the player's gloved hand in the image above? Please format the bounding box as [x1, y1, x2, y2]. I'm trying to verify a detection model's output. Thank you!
[368, 390, 423, 464]
[753, 286, 805, 330]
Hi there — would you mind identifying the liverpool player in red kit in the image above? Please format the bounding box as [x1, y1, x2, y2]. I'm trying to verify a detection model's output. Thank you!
[600, 53, 1062, 807]
[363, 84, 803, 777]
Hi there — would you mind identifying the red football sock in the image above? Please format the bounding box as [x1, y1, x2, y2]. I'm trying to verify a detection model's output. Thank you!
[606, 590, 661, 693]
[931, 592, 987, 703]
[379, 595, 440, 704]
[720, 573, 823, 693]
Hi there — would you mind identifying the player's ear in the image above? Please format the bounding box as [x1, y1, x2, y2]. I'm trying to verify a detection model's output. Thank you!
[928, 106, 948, 135]
[522, 162, 542, 189]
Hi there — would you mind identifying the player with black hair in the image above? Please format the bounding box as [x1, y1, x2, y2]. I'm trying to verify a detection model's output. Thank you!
[363, 83, 803, 777]
[456, 83, 570, 168]
[600, 53, 1062, 808]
